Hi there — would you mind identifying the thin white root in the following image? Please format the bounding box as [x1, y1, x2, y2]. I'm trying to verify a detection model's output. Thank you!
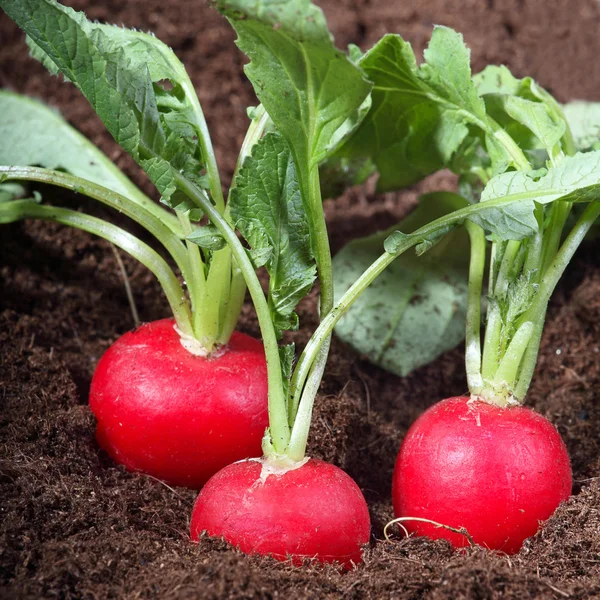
[384, 516, 475, 546]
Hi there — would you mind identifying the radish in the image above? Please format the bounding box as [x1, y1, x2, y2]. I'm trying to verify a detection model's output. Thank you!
[90, 319, 267, 488]
[190, 458, 371, 567]
[386, 159, 600, 550]
[0, 6, 278, 488]
[392, 396, 571, 553]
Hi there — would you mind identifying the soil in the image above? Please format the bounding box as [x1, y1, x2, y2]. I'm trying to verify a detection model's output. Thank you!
[1, 0, 599, 598]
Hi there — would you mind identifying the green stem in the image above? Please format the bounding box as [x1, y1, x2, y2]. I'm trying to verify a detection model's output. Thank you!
[308, 165, 335, 319]
[476, 119, 533, 402]
[494, 240, 521, 298]
[287, 165, 334, 454]
[512, 317, 545, 401]
[216, 106, 270, 345]
[465, 221, 486, 395]
[286, 338, 330, 461]
[198, 248, 231, 349]
[0, 166, 192, 283]
[177, 214, 207, 339]
[173, 172, 290, 453]
[540, 201, 571, 277]
[180, 79, 225, 215]
[290, 250, 395, 414]
[288, 166, 333, 408]
[289, 192, 575, 404]
[182, 70, 239, 349]
[2, 200, 192, 334]
[510, 242, 527, 281]
[480, 302, 502, 381]
[217, 258, 247, 345]
[514, 201, 600, 398]
[488, 241, 499, 297]
[491, 320, 534, 390]
[523, 204, 544, 276]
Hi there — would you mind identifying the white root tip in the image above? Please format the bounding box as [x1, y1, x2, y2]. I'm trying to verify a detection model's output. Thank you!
[246, 455, 310, 485]
[173, 324, 226, 358]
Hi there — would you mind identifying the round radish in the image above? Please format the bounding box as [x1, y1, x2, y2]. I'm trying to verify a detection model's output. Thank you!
[89, 318, 268, 488]
[392, 396, 572, 553]
[190, 457, 371, 567]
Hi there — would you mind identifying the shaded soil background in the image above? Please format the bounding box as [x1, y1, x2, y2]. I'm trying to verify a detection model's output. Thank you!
[1, 0, 599, 598]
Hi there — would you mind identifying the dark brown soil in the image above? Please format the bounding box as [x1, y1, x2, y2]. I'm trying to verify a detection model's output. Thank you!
[1, 0, 600, 598]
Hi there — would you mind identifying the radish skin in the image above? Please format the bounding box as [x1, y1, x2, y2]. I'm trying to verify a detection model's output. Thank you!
[392, 396, 572, 553]
[89, 318, 268, 488]
[190, 458, 371, 567]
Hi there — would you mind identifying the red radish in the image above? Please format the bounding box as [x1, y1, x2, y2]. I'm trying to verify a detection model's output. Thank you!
[190, 457, 371, 567]
[392, 396, 572, 553]
[89, 318, 268, 489]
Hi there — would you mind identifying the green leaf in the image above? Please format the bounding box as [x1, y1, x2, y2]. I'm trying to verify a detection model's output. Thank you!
[334, 192, 470, 377]
[216, 0, 371, 212]
[2, 0, 209, 211]
[563, 101, 600, 152]
[247, 246, 273, 269]
[473, 64, 521, 96]
[337, 28, 487, 191]
[469, 151, 600, 240]
[230, 133, 316, 338]
[481, 151, 600, 205]
[474, 66, 566, 158]
[186, 225, 226, 250]
[502, 95, 565, 155]
[0, 90, 183, 231]
[278, 343, 295, 405]
[420, 27, 486, 120]
[467, 200, 539, 241]
[0, 91, 140, 197]
[318, 155, 376, 200]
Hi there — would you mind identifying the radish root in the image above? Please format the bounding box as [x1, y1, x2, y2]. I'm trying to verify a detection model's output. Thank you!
[384, 516, 475, 546]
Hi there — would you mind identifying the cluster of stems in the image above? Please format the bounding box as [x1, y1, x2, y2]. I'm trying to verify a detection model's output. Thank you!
[463, 111, 599, 406]
[3, 90, 599, 462]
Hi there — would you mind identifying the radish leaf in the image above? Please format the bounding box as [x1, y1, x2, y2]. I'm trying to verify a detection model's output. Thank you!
[0, 90, 187, 231]
[334, 193, 469, 377]
[2, 0, 209, 210]
[231, 133, 316, 338]
[186, 225, 226, 251]
[0, 91, 136, 197]
[216, 0, 372, 220]
[464, 151, 600, 240]
[481, 151, 600, 206]
[474, 66, 566, 158]
[336, 28, 486, 191]
[467, 202, 539, 241]
[563, 101, 600, 152]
